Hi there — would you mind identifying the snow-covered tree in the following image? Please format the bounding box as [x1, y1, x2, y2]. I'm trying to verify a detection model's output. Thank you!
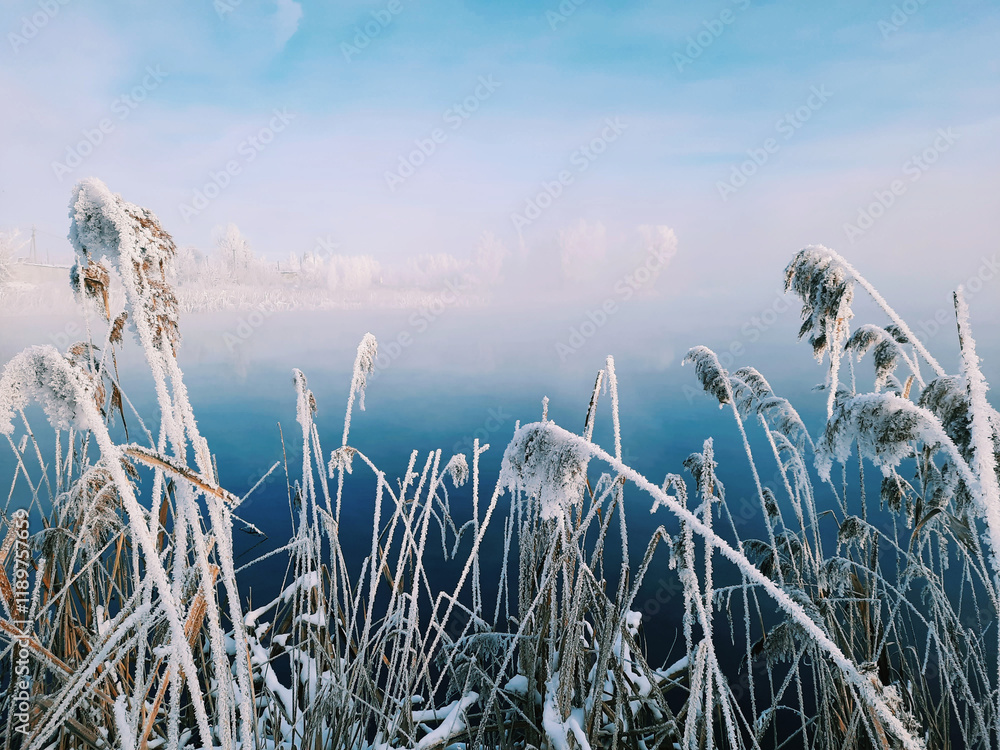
[213, 222, 255, 282]
[327, 254, 380, 292]
[0, 228, 25, 282]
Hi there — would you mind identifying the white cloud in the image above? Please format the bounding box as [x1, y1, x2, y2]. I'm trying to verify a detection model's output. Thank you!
[274, 0, 303, 48]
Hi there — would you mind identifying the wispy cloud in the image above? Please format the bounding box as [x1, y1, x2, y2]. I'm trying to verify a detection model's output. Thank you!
[274, 0, 302, 48]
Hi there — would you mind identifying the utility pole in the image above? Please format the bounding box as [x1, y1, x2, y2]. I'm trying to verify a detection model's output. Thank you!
[29, 225, 37, 264]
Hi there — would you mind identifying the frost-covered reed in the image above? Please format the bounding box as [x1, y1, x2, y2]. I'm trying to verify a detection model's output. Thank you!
[1, 187, 998, 750]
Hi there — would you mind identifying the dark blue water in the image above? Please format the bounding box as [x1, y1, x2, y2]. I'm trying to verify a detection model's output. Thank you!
[2, 305, 998, 673]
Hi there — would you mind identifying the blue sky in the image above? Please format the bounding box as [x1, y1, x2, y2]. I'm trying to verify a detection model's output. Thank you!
[1, 0, 998, 321]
